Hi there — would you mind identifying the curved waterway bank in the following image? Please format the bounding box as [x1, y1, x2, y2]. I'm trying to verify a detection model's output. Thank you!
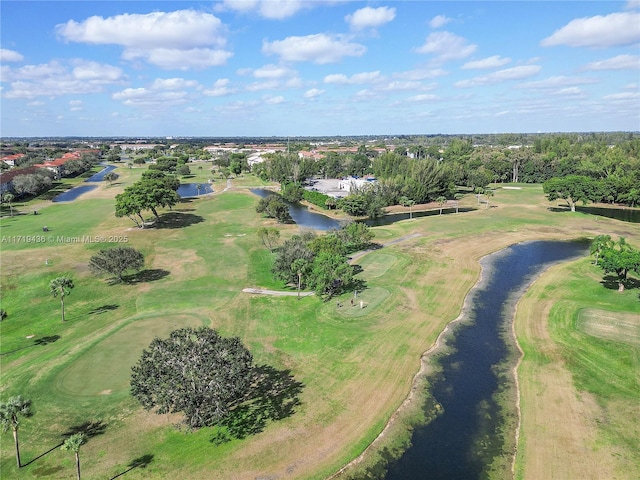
[335, 239, 589, 480]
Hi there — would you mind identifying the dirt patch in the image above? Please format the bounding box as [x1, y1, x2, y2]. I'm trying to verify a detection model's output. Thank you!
[577, 309, 640, 347]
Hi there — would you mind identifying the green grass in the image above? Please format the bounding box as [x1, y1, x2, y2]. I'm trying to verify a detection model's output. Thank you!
[514, 257, 640, 478]
[1, 175, 639, 479]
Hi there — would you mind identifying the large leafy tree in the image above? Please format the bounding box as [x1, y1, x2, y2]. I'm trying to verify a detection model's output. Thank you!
[61, 433, 87, 480]
[256, 195, 292, 223]
[131, 327, 254, 429]
[115, 191, 146, 228]
[115, 171, 180, 227]
[49, 277, 74, 322]
[0, 396, 33, 468]
[590, 234, 613, 266]
[89, 247, 144, 282]
[543, 175, 596, 212]
[598, 237, 640, 292]
[257, 227, 280, 251]
[311, 251, 354, 299]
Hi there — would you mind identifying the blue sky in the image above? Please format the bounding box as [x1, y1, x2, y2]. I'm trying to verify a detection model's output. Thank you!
[1, 1, 639, 137]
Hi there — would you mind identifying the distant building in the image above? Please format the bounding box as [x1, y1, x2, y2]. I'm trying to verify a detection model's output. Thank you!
[0, 153, 26, 167]
[0, 166, 39, 194]
[337, 176, 377, 193]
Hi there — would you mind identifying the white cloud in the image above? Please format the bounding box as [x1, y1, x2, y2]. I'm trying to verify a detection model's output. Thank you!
[151, 78, 200, 90]
[245, 80, 280, 92]
[112, 87, 190, 107]
[462, 55, 511, 70]
[252, 64, 295, 79]
[455, 65, 541, 88]
[2, 60, 125, 98]
[520, 75, 597, 89]
[324, 71, 380, 84]
[69, 99, 83, 111]
[56, 10, 232, 70]
[203, 78, 237, 97]
[304, 88, 325, 99]
[408, 94, 439, 102]
[541, 12, 640, 48]
[551, 87, 585, 97]
[72, 61, 124, 82]
[429, 15, 452, 29]
[217, 0, 310, 19]
[381, 80, 425, 91]
[122, 47, 232, 70]
[345, 6, 396, 31]
[262, 34, 366, 64]
[394, 68, 448, 80]
[263, 95, 284, 105]
[415, 31, 476, 61]
[0, 49, 24, 62]
[603, 91, 640, 100]
[583, 54, 640, 71]
[56, 10, 227, 49]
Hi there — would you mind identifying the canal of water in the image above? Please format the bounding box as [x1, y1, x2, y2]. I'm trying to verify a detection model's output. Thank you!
[383, 240, 589, 480]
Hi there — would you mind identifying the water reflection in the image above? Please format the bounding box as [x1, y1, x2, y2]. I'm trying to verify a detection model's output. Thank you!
[84, 164, 117, 182]
[250, 188, 473, 230]
[576, 205, 640, 223]
[177, 183, 214, 198]
[52, 185, 98, 202]
[250, 188, 343, 231]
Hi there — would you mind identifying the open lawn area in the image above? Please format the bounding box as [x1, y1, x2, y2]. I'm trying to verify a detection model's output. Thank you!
[1, 172, 639, 479]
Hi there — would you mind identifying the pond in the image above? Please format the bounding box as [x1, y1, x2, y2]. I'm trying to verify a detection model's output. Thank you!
[364, 207, 475, 227]
[576, 205, 640, 223]
[52, 185, 98, 202]
[84, 164, 117, 182]
[250, 189, 471, 230]
[384, 240, 588, 480]
[177, 183, 214, 198]
[250, 188, 343, 230]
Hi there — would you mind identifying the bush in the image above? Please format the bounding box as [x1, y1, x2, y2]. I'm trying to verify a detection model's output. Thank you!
[302, 189, 330, 209]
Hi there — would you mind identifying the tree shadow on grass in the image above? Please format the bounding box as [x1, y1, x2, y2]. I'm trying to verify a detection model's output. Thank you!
[88, 304, 119, 315]
[0, 335, 60, 356]
[62, 420, 108, 439]
[22, 442, 64, 467]
[123, 269, 170, 284]
[109, 454, 154, 479]
[600, 274, 640, 291]
[155, 212, 204, 229]
[210, 365, 304, 444]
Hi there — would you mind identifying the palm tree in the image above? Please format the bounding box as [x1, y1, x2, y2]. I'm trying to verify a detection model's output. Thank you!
[196, 184, 202, 196]
[399, 196, 415, 219]
[454, 193, 464, 214]
[485, 189, 494, 209]
[436, 196, 447, 215]
[61, 433, 87, 480]
[0, 396, 33, 468]
[49, 277, 74, 322]
[2, 192, 15, 216]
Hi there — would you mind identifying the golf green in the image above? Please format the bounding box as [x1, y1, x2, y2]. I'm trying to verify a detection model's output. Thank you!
[52, 314, 204, 397]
